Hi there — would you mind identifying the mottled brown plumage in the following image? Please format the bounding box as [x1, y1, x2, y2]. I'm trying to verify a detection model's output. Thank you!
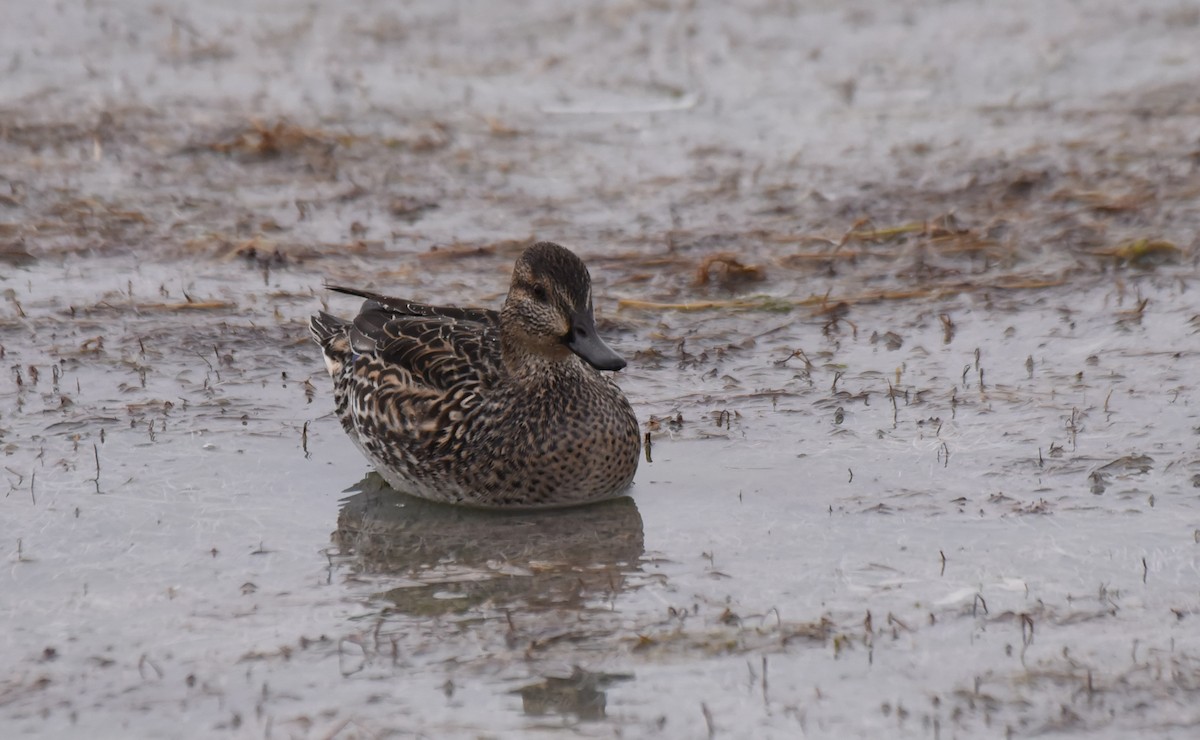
[310, 242, 641, 508]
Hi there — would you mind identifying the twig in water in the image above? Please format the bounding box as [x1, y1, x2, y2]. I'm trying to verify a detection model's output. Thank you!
[939, 313, 955, 343]
[91, 444, 101, 493]
[761, 655, 769, 704]
[138, 654, 164, 680]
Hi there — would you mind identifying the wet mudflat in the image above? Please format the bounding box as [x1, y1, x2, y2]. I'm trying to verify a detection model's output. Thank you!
[3, 1, 1200, 738]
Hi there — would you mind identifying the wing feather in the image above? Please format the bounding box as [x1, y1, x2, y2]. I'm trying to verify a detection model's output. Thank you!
[334, 287, 503, 393]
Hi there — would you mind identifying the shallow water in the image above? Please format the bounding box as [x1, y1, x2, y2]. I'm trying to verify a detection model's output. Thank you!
[4, 1, 1200, 738]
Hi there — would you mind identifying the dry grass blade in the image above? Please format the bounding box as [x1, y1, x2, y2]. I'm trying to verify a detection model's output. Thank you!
[135, 301, 237, 311]
[1092, 239, 1183, 267]
[618, 275, 1067, 312]
[417, 238, 534, 262]
[1050, 188, 1151, 213]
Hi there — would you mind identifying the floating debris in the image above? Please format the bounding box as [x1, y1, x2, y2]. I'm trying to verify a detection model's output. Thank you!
[694, 253, 767, 288]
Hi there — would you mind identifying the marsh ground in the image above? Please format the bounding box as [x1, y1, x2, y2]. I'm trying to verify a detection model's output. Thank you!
[3, 1, 1200, 737]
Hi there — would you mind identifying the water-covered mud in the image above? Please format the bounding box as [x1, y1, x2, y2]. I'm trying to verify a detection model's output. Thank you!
[4, 1, 1200, 738]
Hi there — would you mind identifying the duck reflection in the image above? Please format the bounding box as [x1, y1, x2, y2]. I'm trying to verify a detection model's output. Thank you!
[333, 474, 645, 617]
[514, 667, 634, 721]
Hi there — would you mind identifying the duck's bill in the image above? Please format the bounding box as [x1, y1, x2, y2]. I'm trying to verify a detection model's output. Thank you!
[566, 311, 626, 371]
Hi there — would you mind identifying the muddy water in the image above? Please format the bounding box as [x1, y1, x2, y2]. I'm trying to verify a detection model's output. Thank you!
[4, 1, 1200, 738]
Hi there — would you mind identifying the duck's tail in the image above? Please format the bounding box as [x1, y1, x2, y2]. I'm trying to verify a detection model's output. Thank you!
[309, 311, 352, 376]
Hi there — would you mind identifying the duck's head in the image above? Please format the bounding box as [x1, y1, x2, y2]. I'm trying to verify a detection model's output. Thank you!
[502, 241, 626, 372]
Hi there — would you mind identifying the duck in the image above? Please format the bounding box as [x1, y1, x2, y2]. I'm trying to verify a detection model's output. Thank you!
[310, 241, 641, 508]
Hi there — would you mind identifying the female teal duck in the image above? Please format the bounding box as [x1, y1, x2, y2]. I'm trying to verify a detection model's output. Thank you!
[310, 242, 640, 508]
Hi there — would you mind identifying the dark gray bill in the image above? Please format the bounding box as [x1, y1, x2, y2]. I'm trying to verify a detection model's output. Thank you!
[566, 309, 626, 371]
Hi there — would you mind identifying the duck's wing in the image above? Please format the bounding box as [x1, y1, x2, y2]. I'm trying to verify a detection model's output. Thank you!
[327, 285, 497, 325]
[331, 286, 503, 392]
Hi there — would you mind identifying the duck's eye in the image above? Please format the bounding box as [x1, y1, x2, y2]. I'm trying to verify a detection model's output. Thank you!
[532, 285, 548, 302]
